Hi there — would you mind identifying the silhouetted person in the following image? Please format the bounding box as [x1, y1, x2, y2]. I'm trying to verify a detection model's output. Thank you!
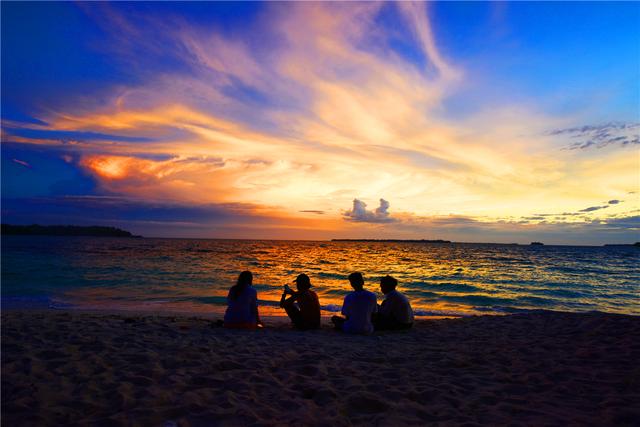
[373, 275, 414, 330]
[279, 273, 321, 330]
[331, 272, 377, 334]
[224, 271, 262, 329]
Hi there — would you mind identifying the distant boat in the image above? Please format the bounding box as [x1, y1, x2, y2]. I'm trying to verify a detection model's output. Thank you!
[530, 241, 544, 246]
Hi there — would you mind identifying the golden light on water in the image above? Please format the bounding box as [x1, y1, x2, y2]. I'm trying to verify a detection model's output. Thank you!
[49, 239, 639, 317]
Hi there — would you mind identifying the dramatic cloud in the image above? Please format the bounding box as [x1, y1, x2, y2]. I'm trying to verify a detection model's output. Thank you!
[608, 200, 620, 205]
[343, 198, 396, 223]
[549, 122, 640, 150]
[2, 2, 638, 243]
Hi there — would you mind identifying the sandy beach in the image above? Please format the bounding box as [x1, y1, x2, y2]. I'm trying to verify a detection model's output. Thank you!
[2, 310, 639, 426]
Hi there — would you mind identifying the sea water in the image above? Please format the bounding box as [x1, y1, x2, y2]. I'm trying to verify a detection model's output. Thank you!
[2, 236, 638, 317]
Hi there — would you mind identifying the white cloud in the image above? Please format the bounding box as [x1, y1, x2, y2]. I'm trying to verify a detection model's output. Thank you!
[344, 198, 395, 223]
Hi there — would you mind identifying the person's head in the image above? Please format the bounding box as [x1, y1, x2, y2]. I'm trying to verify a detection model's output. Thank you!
[380, 275, 397, 295]
[295, 273, 311, 291]
[229, 271, 253, 300]
[237, 271, 253, 287]
[348, 272, 365, 291]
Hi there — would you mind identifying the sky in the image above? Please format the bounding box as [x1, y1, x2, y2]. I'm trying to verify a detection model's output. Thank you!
[1, 1, 639, 244]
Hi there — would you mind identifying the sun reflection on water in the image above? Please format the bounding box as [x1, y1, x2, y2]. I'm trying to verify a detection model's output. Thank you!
[2, 237, 638, 317]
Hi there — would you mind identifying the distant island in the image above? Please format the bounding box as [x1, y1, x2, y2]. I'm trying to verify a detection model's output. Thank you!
[331, 239, 451, 243]
[1, 224, 141, 238]
[530, 242, 544, 246]
[603, 242, 640, 247]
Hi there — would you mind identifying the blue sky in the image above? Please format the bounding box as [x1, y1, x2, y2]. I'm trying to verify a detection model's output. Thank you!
[2, 1, 639, 243]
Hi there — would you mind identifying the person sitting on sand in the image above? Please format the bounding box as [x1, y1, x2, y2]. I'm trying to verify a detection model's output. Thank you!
[224, 271, 262, 329]
[331, 272, 377, 334]
[279, 273, 321, 330]
[373, 275, 414, 330]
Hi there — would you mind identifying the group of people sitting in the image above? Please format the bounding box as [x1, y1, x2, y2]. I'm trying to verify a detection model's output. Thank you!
[223, 271, 414, 334]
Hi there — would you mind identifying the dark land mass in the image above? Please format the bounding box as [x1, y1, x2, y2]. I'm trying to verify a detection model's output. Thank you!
[332, 239, 452, 243]
[1, 224, 141, 238]
[604, 243, 640, 247]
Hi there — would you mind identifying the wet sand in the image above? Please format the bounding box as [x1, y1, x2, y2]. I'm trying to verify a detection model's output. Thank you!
[2, 310, 639, 426]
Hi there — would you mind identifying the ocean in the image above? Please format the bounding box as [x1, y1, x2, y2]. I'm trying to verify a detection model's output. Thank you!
[2, 236, 638, 317]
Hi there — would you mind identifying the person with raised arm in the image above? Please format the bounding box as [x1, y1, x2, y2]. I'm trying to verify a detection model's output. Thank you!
[280, 273, 321, 330]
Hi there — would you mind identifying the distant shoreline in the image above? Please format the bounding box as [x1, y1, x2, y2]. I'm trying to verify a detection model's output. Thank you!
[1, 224, 141, 238]
[331, 238, 452, 243]
[1, 225, 637, 246]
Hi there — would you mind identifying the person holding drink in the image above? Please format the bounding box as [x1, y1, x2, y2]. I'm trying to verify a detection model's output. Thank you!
[279, 273, 321, 330]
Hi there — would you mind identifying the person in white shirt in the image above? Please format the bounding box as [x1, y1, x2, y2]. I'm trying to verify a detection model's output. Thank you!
[331, 272, 377, 334]
[373, 275, 414, 330]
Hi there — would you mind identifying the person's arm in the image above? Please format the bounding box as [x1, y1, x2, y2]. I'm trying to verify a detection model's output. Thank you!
[279, 288, 298, 307]
[341, 295, 350, 319]
[253, 292, 262, 326]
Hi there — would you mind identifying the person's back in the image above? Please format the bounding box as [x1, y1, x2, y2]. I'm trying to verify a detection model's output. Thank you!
[342, 289, 377, 334]
[375, 275, 414, 330]
[296, 289, 321, 329]
[379, 289, 414, 324]
[224, 286, 257, 324]
[224, 271, 260, 329]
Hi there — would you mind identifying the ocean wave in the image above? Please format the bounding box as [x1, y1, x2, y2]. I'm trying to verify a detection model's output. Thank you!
[188, 296, 228, 305]
[407, 291, 441, 300]
[547, 265, 612, 275]
[420, 282, 483, 293]
[526, 288, 587, 299]
[316, 272, 346, 280]
[320, 289, 350, 296]
[515, 295, 556, 306]
[473, 306, 532, 314]
[413, 309, 471, 317]
[440, 294, 516, 306]
[187, 248, 215, 253]
[485, 256, 519, 262]
[321, 304, 342, 312]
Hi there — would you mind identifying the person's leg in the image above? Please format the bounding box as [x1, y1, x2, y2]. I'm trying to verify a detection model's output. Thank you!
[283, 301, 303, 327]
[331, 315, 345, 331]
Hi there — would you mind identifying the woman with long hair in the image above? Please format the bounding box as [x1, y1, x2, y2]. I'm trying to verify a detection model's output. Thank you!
[223, 271, 262, 329]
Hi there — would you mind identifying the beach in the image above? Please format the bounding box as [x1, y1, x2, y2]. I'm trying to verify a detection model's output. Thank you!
[2, 310, 639, 426]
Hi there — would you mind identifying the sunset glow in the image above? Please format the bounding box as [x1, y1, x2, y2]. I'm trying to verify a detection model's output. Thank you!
[2, 2, 639, 244]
